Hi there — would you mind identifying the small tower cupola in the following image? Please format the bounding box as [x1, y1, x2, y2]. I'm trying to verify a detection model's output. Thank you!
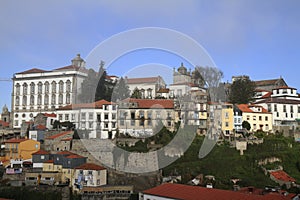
[71, 53, 85, 68]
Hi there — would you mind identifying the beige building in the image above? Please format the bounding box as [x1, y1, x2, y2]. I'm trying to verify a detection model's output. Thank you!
[237, 104, 273, 132]
[118, 98, 175, 137]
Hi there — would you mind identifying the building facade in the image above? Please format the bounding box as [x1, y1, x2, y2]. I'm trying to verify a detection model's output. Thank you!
[11, 54, 88, 128]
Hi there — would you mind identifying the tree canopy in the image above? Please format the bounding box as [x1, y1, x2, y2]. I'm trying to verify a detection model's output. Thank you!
[229, 78, 256, 104]
[131, 87, 142, 99]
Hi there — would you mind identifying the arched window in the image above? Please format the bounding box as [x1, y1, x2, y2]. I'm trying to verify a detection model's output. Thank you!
[45, 81, 49, 93]
[16, 83, 20, 95]
[16, 96, 20, 106]
[30, 82, 35, 94]
[38, 82, 43, 94]
[30, 95, 34, 105]
[59, 94, 63, 104]
[44, 94, 49, 105]
[52, 81, 56, 93]
[66, 80, 71, 92]
[59, 81, 64, 93]
[37, 94, 42, 105]
[66, 93, 70, 104]
[51, 94, 56, 104]
[22, 96, 27, 106]
[23, 83, 28, 95]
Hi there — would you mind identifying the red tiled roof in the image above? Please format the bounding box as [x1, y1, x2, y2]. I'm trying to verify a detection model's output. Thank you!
[43, 113, 57, 118]
[56, 150, 75, 155]
[274, 86, 296, 90]
[261, 92, 272, 98]
[44, 159, 54, 163]
[126, 77, 161, 84]
[57, 99, 114, 110]
[53, 65, 80, 71]
[0, 120, 9, 127]
[157, 88, 170, 93]
[35, 124, 46, 130]
[32, 149, 50, 155]
[270, 170, 296, 182]
[75, 163, 106, 170]
[143, 183, 293, 200]
[17, 68, 48, 74]
[65, 154, 85, 159]
[4, 138, 27, 143]
[122, 98, 174, 109]
[237, 104, 269, 113]
[254, 78, 284, 87]
[47, 131, 73, 140]
[61, 137, 72, 141]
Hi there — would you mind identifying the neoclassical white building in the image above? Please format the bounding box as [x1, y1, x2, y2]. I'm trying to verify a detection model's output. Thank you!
[11, 54, 88, 128]
[56, 99, 117, 139]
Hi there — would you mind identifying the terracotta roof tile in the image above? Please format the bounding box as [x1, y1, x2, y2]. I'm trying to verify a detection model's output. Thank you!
[143, 183, 293, 200]
[32, 149, 50, 155]
[270, 170, 296, 182]
[56, 150, 75, 155]
[43, 113, 57, 118]
[237, 104, 269, 113]
[47, 131, 73, 140]
[61, 137, 72, 141]
[126, 77, 161, 84]
[17, 68, 48, 74]
[122, 98, 174, 109]
[5, 138, 28, 143]
[65, 154, 85, 159]
[75, 163, 106, 170]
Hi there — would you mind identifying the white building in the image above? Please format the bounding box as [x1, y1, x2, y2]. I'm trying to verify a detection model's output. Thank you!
[255, 86, 300, 126]
[11, 54, 88, 128]
[125, 76, 166, 99]
[56, 99, 117, 139]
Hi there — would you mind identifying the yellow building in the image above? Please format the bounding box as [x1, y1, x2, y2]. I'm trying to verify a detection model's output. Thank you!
[4, 138, 40, 160]
[221, 103, 234, 136]
[237, 104, 273, 132]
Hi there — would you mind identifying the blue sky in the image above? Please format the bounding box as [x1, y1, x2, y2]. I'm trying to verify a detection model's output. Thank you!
[1, 0, 300, 110]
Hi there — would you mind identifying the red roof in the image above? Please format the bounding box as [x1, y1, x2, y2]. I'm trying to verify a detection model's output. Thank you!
[53, 65, 80, 71]
[43, 113, 57, 118]
[17, 68, 48, 74]
[0, 120, 9, 127]
[122, 98, 174, 109]
[65, 154, 85, 159]
[5, 138, 27, 143]
[261, 92, 272, 98]
[75, 163, 106, 170]
[32, 149, 50, 155]
[35, 124, 46, 130]
[143, 183, 293, 200]
[56, 150, 75, 155]
[57, 99, 114, 110]
[126, 77, 161, 84]
[61, 137, 72, 141]
[270, 170, 296, 182]
[237, 104, 269, 113]
[274, 86, 296, 90]
[47, 131, 73, 140]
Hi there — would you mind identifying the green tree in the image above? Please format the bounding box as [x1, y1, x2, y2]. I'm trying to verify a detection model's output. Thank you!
[131, 87, 142, 99]
[242, 120, 251, 131]
[229, 78, 256, 104]
[78, 68, 98, 103]
[111, 77, 130, 101]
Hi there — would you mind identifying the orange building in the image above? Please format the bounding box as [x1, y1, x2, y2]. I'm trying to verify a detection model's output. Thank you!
[4, 138, 40, 160]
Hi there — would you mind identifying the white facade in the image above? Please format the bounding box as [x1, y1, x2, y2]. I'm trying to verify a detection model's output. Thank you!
[12, 54, 87, 128]
[56, 100, 117, 139]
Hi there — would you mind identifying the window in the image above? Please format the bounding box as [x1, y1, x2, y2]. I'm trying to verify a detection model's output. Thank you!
[16, 83, 20, 95]
[156, 111, 161, 119]
[274, 104, 277, 112]
[88, 170, 93, 175]
[253, 116, 256, 121]
[291, 113, 293, 118]
[65, 114, 69, 121]
[265, 124, 269, 131]
[44, 94, 49, 105]
[59, 114, 63, 121]
[59, 81, 64, 93]
[259, 116, 262, 121]
[282, 89, 287, 94]
[104, 105, 108, 110]
[265, 116, 268, 121]
[276, 112, 279, 117]
[16, 96, 20, 106]
[30, 82, 35, 94]
[52, 81, 56, 93]
[286, 113, 288, 118]
[112, 113, 116, 120]
[23, 83, 28, 95]
[37, 95, 42, 105]
[66, 93, 70, 104]
[104, 114, 109, 120]
[30, 95, 34, 105]
[81, 122, 86, 128]
[71, 114, 75, 121]
[104, 123, 109, 128]
[291, 105, 294, 113]
[225, 112, 229, 119]
[38, 82, 42, 94]
[225, 122, 229, 127]
[112, 105, 116, 110]
[22, 95, 27, 106]
[58, 94, 63, 104]
[66, 80, 71, 92]
[298, 106, 300, 113]
[246, 115, 250, 120]
[89, 113, 93, 120]
[283, 105, 286, 112]
[51, 94, 56, 104]
[81, 113, 86, 120]
[120, 119, 124, 126]
[253, 124, 256, 130]
[89, 122, 93, 129]
[14, 120, 18, 126]
[41, 155, 45, 160]
[148, 111, 152, 119]
[45, 81, 49, 93]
